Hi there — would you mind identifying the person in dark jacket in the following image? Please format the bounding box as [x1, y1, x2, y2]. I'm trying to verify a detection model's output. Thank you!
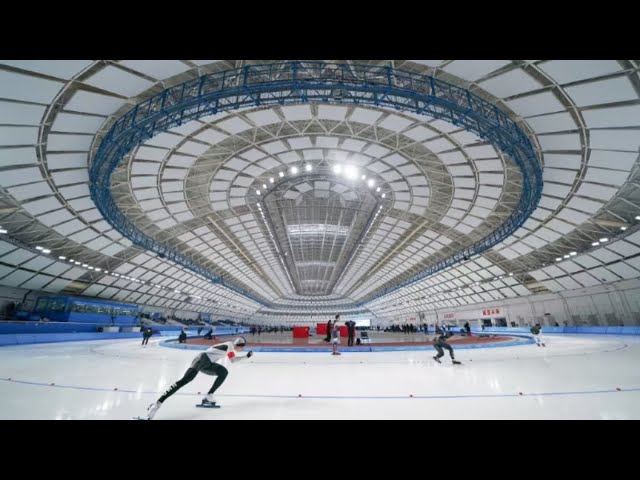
[324, 317, 334, 343]
[345, 318, 356, 346]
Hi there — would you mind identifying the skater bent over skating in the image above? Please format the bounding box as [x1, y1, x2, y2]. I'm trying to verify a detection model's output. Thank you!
[433, 331, 460, 365]
[530, 324, 545, 347]
[144, 337, 253, 420]
[203, 327, 213, 340]
[178, 327, 187, 344]
[141, 327, 152, 346]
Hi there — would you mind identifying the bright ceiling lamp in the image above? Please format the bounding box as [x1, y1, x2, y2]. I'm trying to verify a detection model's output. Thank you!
[344, 165, 358, 180]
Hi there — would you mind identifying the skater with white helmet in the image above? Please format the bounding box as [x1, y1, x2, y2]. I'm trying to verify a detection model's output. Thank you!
[142, 337, 253, 420]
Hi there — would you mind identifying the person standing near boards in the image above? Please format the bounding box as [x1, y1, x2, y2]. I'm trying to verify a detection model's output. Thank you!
[331, 315, 341, 355]
[345, 318, 356, 346]
[324, 317, 333, 343]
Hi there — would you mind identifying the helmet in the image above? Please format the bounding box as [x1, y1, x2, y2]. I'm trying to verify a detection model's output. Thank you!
[233, 337, 247, 346]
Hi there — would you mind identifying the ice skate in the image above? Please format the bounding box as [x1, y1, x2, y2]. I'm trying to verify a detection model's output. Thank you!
[433, 356, 441, 364]
[196, 394, 220, 408]
[134, 401, 161, 420]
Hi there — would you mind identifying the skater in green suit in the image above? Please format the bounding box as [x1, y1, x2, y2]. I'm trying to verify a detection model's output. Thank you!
[433, 329, 461, 365]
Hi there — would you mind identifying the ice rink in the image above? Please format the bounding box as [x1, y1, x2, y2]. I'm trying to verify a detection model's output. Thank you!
[0, 334, 639, 420]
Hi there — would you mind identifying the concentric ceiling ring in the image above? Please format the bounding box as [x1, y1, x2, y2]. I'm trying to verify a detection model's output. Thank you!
[90, 61, 543, 306]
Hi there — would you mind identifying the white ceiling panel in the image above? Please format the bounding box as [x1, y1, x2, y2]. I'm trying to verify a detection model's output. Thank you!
[0, 70, 63, 103]
[84, 65, 155, 97]
[119, 60, 190, 80]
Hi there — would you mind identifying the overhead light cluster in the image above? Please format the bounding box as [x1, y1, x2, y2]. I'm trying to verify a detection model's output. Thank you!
[616, 216, 639, 231]
[253, 163, 387, 198]
[60, 256, 107, 275]
[0, 225, 257, 315]
[48, 248, 222, 300]
[381, 216, 639, 312]
[591, 237, 608, 247]
[553, 223, 639, 262]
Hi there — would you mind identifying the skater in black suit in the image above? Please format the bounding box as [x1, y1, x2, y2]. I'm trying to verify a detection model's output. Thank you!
[178, 328, 187, 344]
[143, 337, 253, 420]
[530, 324, 545, 347]
[141, 327, 153, 346]
[433, 331, 460, 365]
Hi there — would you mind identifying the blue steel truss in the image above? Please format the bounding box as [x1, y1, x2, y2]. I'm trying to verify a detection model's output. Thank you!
[90, 61, 543, 309]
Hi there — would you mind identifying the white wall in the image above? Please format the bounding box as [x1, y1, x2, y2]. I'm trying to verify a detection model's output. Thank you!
[376, 278, 640, 327]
